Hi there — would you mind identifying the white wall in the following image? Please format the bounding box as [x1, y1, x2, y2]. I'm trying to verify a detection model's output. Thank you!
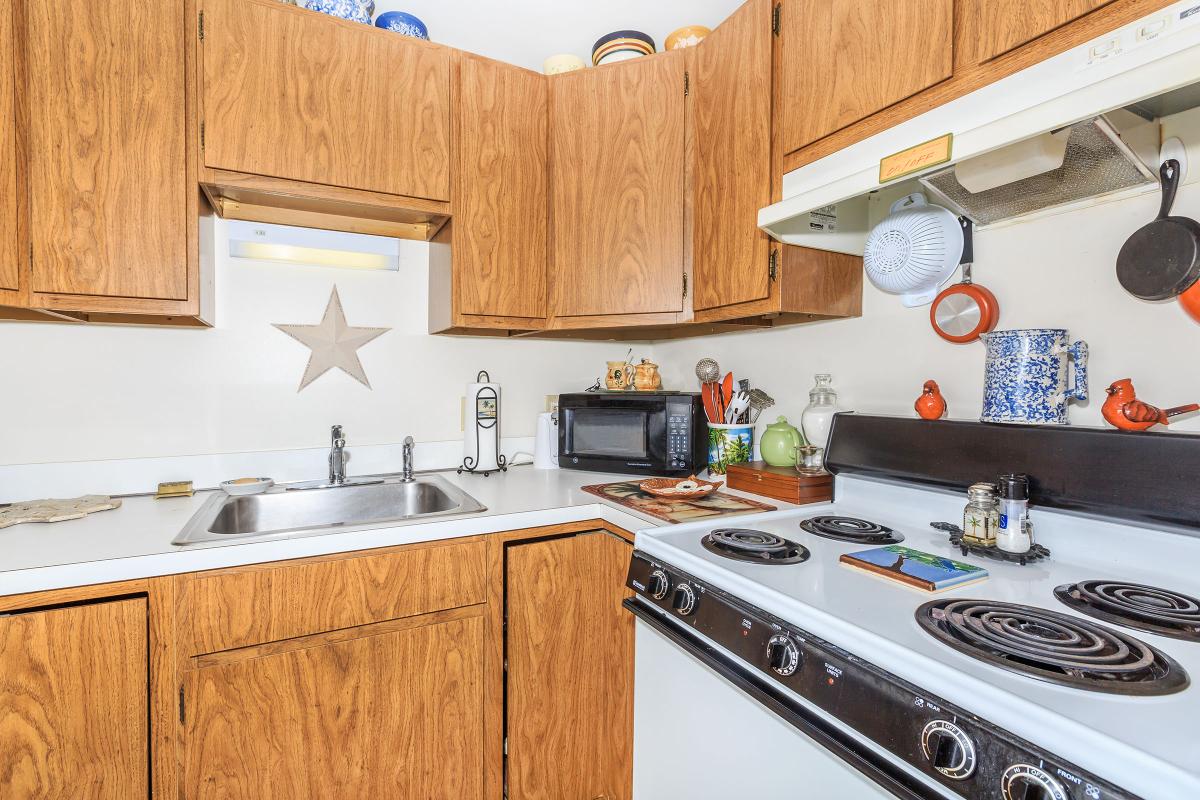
[370, 0, 738, 71]
[656, 178, 1200, 437]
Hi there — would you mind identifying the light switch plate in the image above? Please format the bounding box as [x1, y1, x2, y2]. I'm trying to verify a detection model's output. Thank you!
[545, 394, 558, 413]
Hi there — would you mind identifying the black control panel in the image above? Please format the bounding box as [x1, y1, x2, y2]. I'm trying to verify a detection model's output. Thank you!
[627, 552, 1140, 800]
[665, 397, 695, 472]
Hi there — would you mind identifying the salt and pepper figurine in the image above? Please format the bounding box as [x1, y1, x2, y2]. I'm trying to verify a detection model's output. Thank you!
[996, 474, 1032, 554]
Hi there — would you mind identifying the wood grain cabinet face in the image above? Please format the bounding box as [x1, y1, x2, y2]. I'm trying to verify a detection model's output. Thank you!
[0, 598, 149, 798]
[778, 0, 953, 155]
[691, 0, 774, 311]
[201, 0, 451, 202]
[506, 531, 634, 800]
[0, 1, 16, 293]
[454, 54, 548, 319]
[955, 0, 1116, 66]
[550, 53, 687, 319]
[185, 615, 485, 799]
[25, 0, 188, 300]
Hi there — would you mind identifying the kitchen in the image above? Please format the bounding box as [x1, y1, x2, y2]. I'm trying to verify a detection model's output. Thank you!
[1, 0, 1199, 798]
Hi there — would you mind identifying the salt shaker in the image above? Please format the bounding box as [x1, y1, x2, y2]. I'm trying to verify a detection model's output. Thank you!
[996, 474, 1032, 554]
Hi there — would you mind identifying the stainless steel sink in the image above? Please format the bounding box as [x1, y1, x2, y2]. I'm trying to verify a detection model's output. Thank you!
[173, 474, 486, 545]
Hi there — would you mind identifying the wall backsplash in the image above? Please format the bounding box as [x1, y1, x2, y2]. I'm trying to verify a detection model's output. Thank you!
[658, 177, 1200, 438]
[0, 219, 639, 467]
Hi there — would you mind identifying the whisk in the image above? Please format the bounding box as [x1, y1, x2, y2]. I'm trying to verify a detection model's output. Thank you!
[748, 388, 775, 423]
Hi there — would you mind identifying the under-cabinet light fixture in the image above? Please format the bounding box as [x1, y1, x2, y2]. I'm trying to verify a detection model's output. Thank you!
[227, 220, 401, 271]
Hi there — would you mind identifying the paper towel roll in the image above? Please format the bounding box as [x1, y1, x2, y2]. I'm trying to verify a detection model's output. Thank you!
[464, 375, 501, 473]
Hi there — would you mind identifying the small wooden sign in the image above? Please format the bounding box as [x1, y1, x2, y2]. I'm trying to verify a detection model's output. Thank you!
[879, 133, 953, 183]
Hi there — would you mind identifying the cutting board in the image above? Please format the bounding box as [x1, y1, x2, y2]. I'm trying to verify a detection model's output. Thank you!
[0, 495, 122, 529]
[582, 481, 775, 524]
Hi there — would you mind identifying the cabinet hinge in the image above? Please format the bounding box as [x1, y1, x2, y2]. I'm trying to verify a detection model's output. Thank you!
[683, 71, 690, 97]
[200, 122, 205, 151]
[178, 685, 186, 725]
[28, 243, 33, 268]
[769, 249, 779, 281]
[198, 11, 205, 41]
[772, 4, 781, 35]
[682, 273, 689, 299]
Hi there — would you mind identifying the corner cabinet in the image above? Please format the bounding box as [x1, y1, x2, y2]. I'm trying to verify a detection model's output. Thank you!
[197, 0, 453, 240]
[547, 52, 688, 330]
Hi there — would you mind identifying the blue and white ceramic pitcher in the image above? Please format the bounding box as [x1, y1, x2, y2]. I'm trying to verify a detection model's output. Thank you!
[980, 329, 1088, 425]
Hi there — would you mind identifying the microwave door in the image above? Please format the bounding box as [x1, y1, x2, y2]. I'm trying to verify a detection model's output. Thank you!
[565, 409, 650, 460]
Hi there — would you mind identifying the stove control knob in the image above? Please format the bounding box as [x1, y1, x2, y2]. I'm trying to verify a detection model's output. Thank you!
[647, 569, 670, 600]
[1002, 764, 1069, 800]
[766, 634, 801, 676]
[920, 720, 976, 780]
[671, 583, 697, 616]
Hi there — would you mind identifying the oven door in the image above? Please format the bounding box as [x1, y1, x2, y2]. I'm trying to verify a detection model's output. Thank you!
[559, 399, 667, 473]
[629, 603, 953, 800]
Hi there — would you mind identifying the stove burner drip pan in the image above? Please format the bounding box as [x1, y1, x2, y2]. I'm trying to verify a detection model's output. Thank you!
[1055, 580, 1200, 642]
[917, 599, 1188, 695]
[701, 528, 810, 565]
[800, 516, 904, 545]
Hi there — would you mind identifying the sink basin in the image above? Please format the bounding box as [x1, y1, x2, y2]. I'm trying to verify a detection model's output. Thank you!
[173, 474, 486, 545]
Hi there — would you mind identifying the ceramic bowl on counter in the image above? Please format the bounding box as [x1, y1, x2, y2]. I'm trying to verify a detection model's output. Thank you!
[374, 11, 429, 39]
[305, 0, 374, 24]
[665, 25, 711, 50]
[591, 30, 655, 66]
[543, 53, 587, 75]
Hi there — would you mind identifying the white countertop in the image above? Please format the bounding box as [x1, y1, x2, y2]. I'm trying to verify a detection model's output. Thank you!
[0, 467, 794, 597]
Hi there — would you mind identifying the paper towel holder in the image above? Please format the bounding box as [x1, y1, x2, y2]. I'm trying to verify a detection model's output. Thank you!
[458, 370, 508, 477]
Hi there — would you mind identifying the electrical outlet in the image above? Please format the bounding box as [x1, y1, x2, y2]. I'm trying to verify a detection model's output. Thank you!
[460, 396, 466, 432]
[545, 394, 558, 413]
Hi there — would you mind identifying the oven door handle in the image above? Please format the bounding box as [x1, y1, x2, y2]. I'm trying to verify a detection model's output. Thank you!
[624, 599, 945, 800]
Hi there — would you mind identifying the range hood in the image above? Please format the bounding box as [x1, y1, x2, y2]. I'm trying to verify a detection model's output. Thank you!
[759, 0, 1200, 255]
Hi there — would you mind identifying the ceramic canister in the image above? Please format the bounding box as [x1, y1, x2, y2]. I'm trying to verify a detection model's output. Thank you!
[707, 423, 753, 475]
[980, 329, 1089, 425]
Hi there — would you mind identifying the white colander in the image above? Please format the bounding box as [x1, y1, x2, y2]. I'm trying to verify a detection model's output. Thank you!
[864, 193, 964, 307]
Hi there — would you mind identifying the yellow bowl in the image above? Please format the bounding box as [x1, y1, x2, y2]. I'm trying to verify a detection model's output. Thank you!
[543, 53, 586, 75]
[665, 25, 712, 50]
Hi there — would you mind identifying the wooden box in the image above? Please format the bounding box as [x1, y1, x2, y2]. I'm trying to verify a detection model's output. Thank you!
[725, 461, 832, 505]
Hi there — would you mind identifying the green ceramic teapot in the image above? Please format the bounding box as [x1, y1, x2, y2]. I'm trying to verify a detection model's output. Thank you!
[759, 416, 806, 467]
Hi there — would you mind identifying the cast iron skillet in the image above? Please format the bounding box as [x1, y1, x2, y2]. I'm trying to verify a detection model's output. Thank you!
[1116, 159, 1200, 301]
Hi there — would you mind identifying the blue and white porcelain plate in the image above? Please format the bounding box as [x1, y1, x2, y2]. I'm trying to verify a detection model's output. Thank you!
[374, 11, 429, 39]
[305, 0, 374, 24]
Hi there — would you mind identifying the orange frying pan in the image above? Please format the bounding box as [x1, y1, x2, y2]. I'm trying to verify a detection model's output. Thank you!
[930, 221, 1000, 344]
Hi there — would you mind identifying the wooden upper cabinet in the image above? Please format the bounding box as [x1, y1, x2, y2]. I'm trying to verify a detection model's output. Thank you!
[453, 54, 548, 320]
[201, 0, 450, 201]
[955, 0, 1116, 67]
[692, 0, 774, 312]
[186, 614, 485, 799]
[0, 1, 16, 293]
[507, 531, 634, 800]
[778, 0, 953, 155]
[550, 52, 687, 319]
[25, 0, 188, 300]
[0, 598, 149, 797]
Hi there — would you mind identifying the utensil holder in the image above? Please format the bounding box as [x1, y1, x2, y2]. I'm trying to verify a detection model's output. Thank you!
[707, 423, 753, 475]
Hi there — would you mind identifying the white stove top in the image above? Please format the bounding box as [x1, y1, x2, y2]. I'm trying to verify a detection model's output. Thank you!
[634, 476, 1200, 800]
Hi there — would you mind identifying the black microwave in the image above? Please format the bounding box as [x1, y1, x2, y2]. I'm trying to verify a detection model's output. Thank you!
[557, 392, 707, 477]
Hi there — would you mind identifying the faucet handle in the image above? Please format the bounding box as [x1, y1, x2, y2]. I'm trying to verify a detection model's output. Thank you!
[403, 435, 414, 447]
[332, 424, 344, 439]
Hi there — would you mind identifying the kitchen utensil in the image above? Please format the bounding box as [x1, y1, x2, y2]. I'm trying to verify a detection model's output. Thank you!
[220, 478, 274, 496]
[701, 382, 720, 424]
[864, 193, 964, 307]
[1117, 160, 1200, 301]
[720, 373, 734, 416]
[929, 220, 1000, 343]
[695, 358, 721, 384]
[534, 412, 559, 469]
[980, 329, 1087, 425]
[759, 416, 804, 467]
[724, 391, 750, 425]
[1181, 279, 1200, 323]
[748, 388, 774, 423]
[639, 475, 722, 500]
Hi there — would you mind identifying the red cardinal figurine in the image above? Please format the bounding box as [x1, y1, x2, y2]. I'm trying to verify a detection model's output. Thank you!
[1102, 378, 1199, 432]
[915, 380, 947, 420]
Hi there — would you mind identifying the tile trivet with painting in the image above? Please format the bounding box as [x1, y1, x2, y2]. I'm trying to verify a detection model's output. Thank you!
[582, 481, 776, 524]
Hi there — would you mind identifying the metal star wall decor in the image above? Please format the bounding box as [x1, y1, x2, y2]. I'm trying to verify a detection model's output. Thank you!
[273, 286, 390, 391]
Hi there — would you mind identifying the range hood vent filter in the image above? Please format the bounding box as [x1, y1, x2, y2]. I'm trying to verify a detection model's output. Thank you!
[918, 117, 1154, 226]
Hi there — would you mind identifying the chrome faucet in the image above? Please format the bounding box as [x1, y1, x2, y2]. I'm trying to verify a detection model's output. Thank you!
[329, 425, 347, 485]
[402, 436, 415, 483]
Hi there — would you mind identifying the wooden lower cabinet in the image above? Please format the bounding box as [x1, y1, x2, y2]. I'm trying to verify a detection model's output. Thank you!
[184, 611, 485, 799]
[0, 597, 149, 798]
[505, 530, 634, 800]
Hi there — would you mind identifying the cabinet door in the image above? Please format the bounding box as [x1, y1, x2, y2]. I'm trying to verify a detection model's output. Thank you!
[26, 0, 187, 299]
[956, 0, 1115, 66]
[0, 1, 16, 292]
[202, 0, 450, 201]
[507, 532, 634, 800]
[0, 599, 148, 797]
[455, 54, 547, 319]
[692, 0, 773, 311]
[550, 53, 686, 318]
[779, 0, 953, 155]
[186, 615, 484, 799]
